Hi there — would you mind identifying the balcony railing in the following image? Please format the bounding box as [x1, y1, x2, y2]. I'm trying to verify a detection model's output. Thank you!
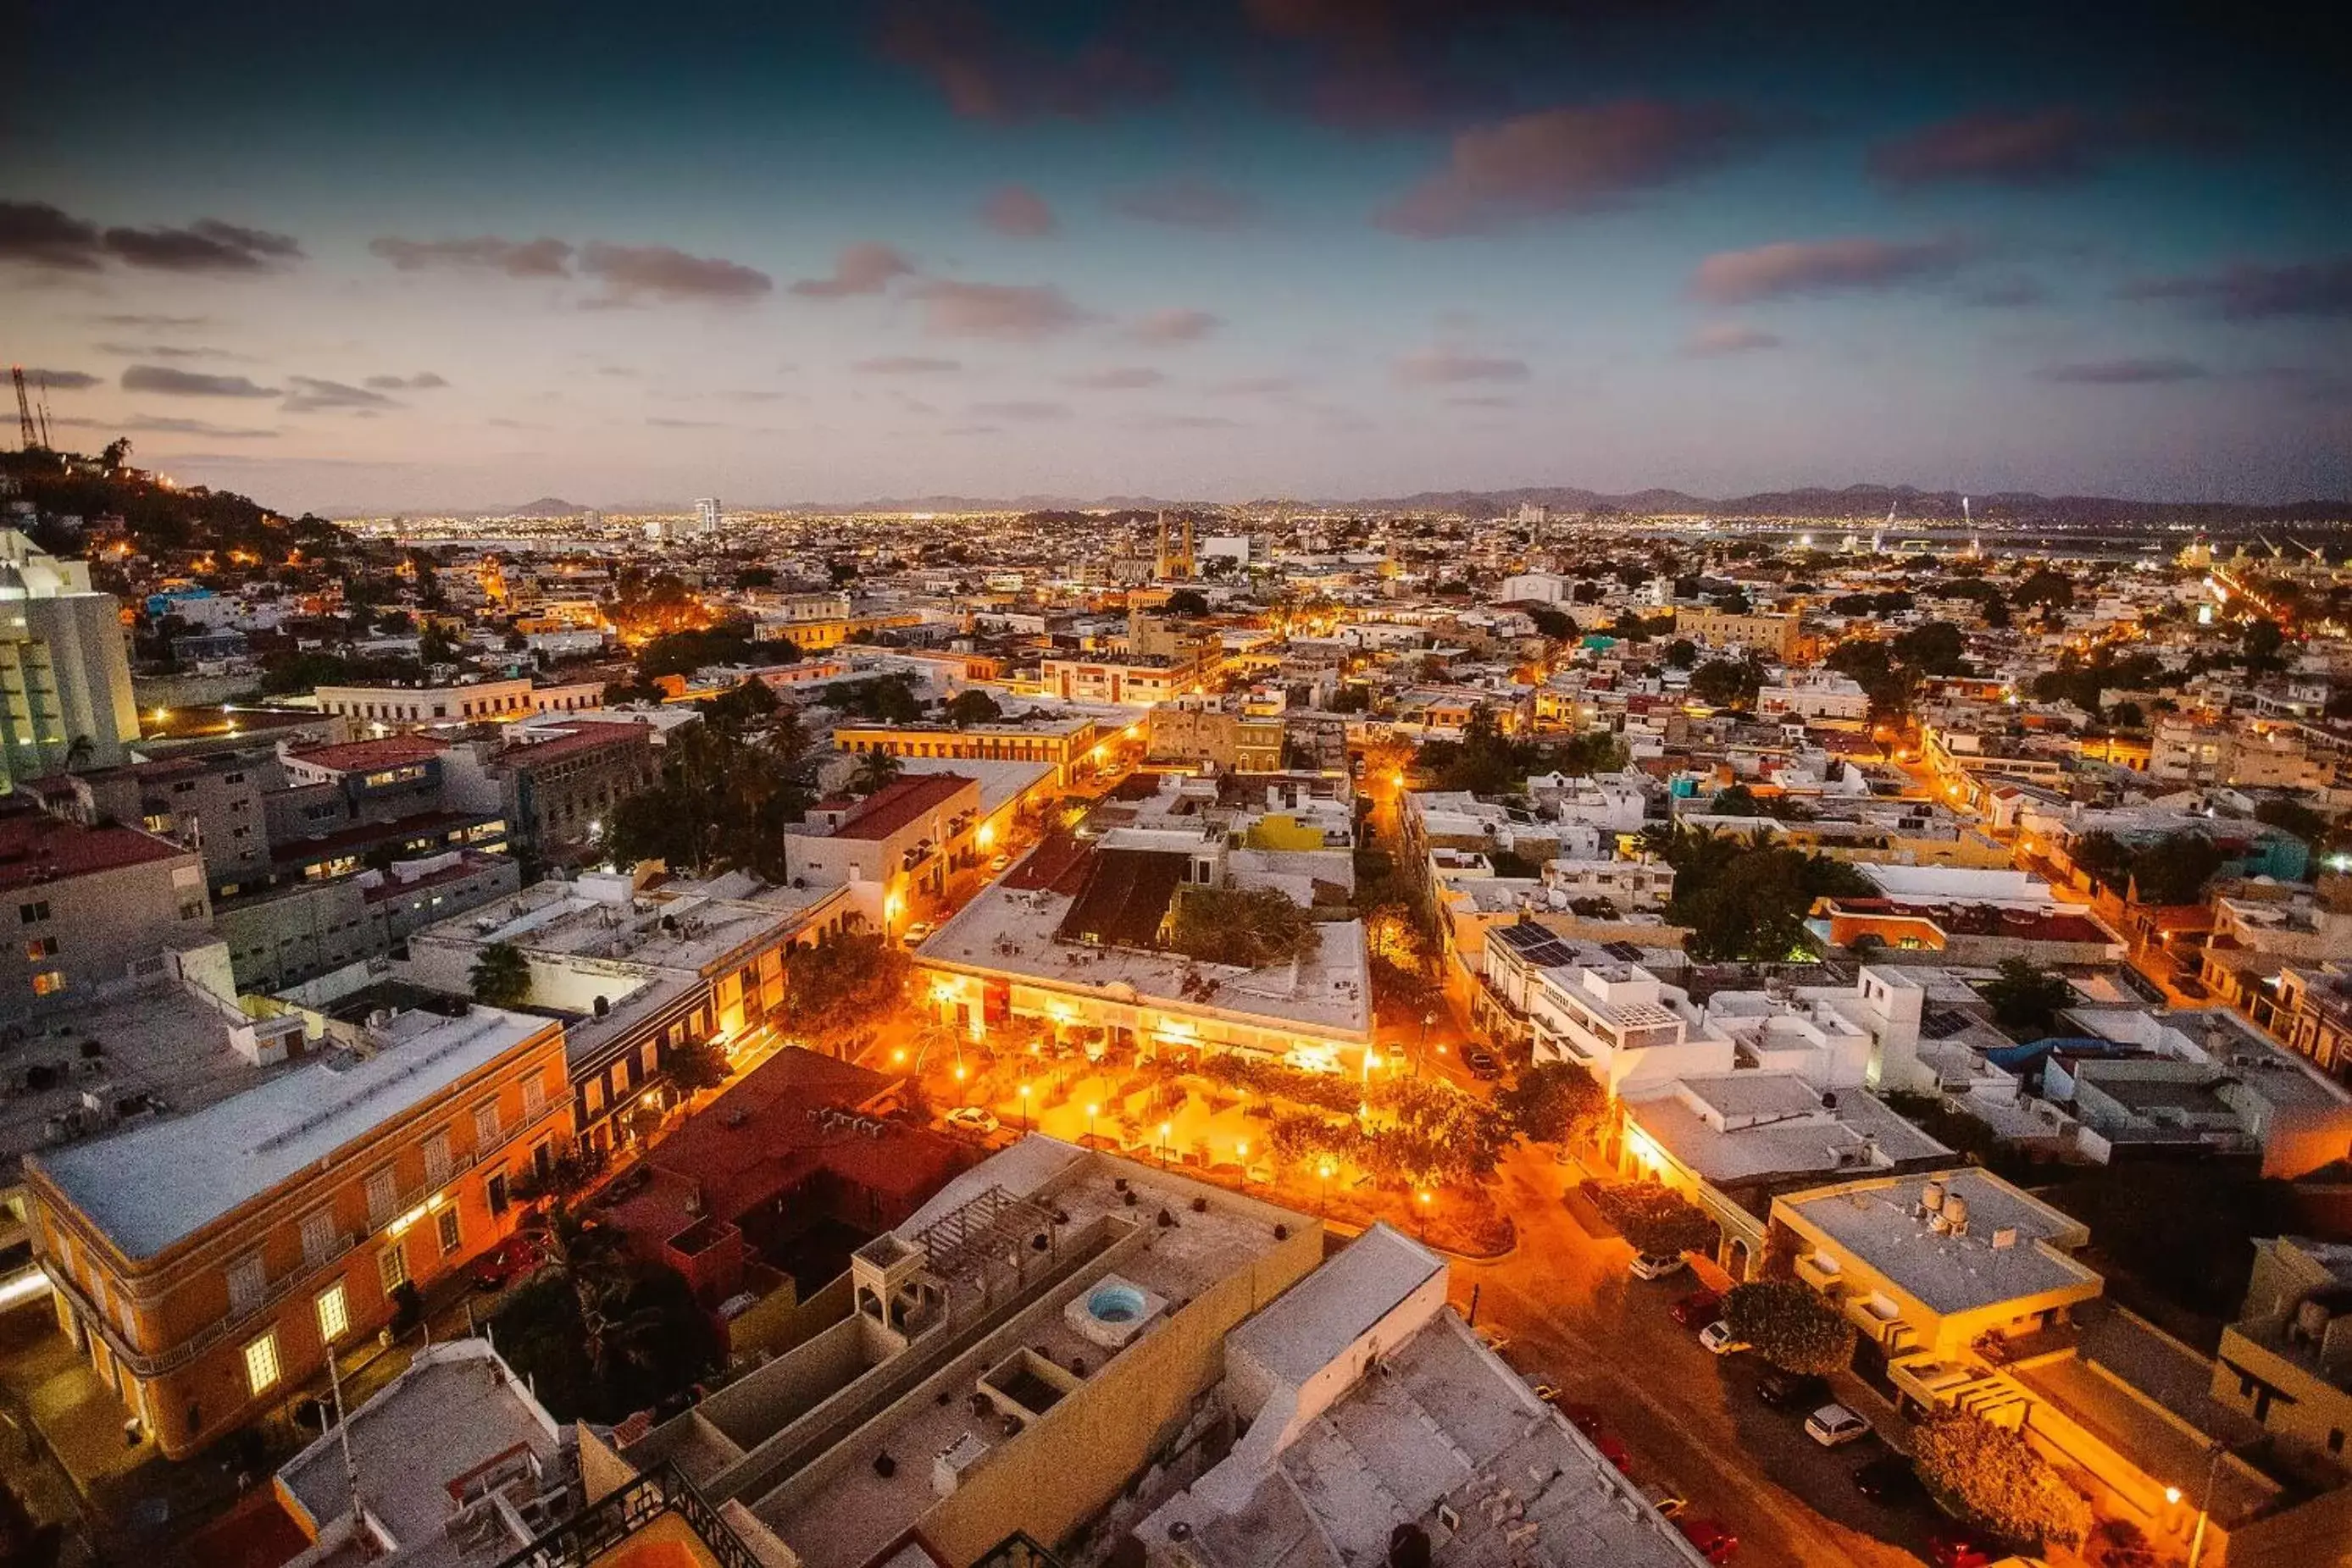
[491, 1464, 764, 1568]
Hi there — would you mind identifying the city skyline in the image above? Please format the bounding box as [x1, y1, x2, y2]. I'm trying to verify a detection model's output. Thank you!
[8, 0, 2350, 513]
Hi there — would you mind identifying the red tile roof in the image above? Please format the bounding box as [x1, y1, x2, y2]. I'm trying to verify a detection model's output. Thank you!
[286, 735, 448, 773]
[830, 773, 975, 842]
[0, 813, 190, 892]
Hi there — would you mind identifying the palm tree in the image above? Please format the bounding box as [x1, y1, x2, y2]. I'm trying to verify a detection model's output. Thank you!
[63, 734, 94, 773]
[850, 749, 902, 796]
[469, 942, 530, 1007]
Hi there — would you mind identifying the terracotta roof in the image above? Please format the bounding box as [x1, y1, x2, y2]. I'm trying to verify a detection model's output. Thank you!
[492, 723, 648, 767]
[0, 813, 190, 892]
[286, 735, 448, 773]
[830, 773, 975, 842]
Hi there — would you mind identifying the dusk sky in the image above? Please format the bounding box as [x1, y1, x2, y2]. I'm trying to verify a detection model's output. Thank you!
[8, 0, 2350, 514]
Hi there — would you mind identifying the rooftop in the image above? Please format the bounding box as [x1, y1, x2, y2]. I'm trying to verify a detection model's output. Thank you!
[0, 811, 191, 892]
[285, 734, 451, 773]
[32, 1006, 554, 1260]
[1778, 1167, 2101, 1317]
[1623, 1076, 1950, 1194]
[829, 773, 976, 841]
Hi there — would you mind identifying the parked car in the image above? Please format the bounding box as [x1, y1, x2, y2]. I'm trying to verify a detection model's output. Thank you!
[902, 921, 933, 945]
[944, 1106, 1000, 1136]
[1669, 1288, 1724, 1329]
[1554, 1400, 1606, 1439]
[1925, 1528, 2001, 1568]
[1754, 1369, 1828, 1411]
[471, 1234, 542, 1292]
[1674, 1516, 1739, 1565]
[1628, 1251, 1688, 1281]
[1699, 1319, 1750, 1355]
[1593, 1432, 1634, 1472]
[990, 853, 1012, 873]
[1851, 1454, 1929, 1507]
[1465, 1049, 1502, 1079]
[1805, 1403, 1873, 1448]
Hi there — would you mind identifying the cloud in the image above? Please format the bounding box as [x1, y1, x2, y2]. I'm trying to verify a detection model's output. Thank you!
[915, 280, 1089, 339]
[3, 202, 300, 274]
[647, 416, 726, 429]
[121, 364, 280, 397]
[54, 413, 279, 439]
[981, 186, 1057, 237]
[1112, 177, 1261, 230]
[2120, 256, 2352, 320]
[86, 313, 209, 329]
[1870, 106, 2231, 188]
[856, 355, 963, 374]
[103, 219, 301, 273]
[878, 1, 1175, 122]
[2039, 357, 2209, 385]
[1377, 101, 1765, 237]
[1128, 308, 1221, 345]
[969, 399, 1071, 420]
[1689, 235, 1970, 303]
[369, 235, 574, 277]
[1069, 366, 1166, 390]
[94, 341, 248, 361]
[1394, 347, 1528, 385]
[790, 242, 916, 298]
[1445, 394, 1517, 407]
[282, 376, 399, 412]
[21, 368, 100, 391]
[1212, 374, 1300, 396]
[363, 373, 450, 391]
[2250, 366, 2352, 407]
[1683, 323, 1783, 357]
[579, 243, 772, 304]
[1136, 413, 1242, 429]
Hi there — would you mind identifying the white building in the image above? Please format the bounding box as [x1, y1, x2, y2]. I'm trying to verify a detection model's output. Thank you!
[0, 529, 139, 790]
[694, 496, 724, 535]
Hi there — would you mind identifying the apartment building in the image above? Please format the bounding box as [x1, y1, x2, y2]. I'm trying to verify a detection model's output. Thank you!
[23, 1003, 569, 1458]
[47, 747, 281, 895]
[1037, 653, 1201, 706]
[832, 712, 1108, 787]
[2215, 1237, 2352, 1466]
[1, 809, 211, 1015]
[480, 718, 657, 869]
[1675, 607, 1803, 662]
[0, 529, 140, 792]
[786, 773, 985, 934]
[1145, 698, 1284, 773]
[311, 677, 603, 729]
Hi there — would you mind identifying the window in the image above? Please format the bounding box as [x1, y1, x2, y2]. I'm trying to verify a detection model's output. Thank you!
[522, 1074, 546, 1122]
[585, 1077, 604, 1115]
[29, 971, 63, 997]
[227, 1253, 266, 1316]
[474, 1100, 501, 1147]
[242, 1333, 280, 1396]
[315, 1282, 349, 1344]
[299, 1207, 340, 1267]
[25, 936, 56, 961]
[378, 1239, 408, 1295]
[436, 1205, 462, 1256]
[423, 1129, 452, 1187]
[641, 1040, 659, 1077]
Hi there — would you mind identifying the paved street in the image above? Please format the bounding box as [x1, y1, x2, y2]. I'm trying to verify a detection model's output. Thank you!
[1455, 1145, 1939, 1568]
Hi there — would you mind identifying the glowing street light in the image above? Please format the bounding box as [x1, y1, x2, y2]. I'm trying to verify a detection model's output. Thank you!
[1018, 1082, 1031, 1132]
[1086, 1101, 1101, 1145]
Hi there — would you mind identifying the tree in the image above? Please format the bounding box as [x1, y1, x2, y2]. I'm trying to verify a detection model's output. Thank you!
[2067, 831, 2136, 894]
[1497, 1061, 1605, 1146]
[1891, 621, 1967, 675]
[1162, 588, 1210, 618]
[663, 1037, 731, 1098]
[849, 748, 903, 795]
[2129, 830, 2224, 905]
[1664, 638, 1698, 669]
[1979, 958, 2074, 1034]
[1688, 657, 1762, 708]
[1164, 887, 1321, 969]
[1528, 607, 1575, 640]
[2012, 568, 2076, 613]
[781, 933, 912, 1056]
[497, 1204, 719, 1423]
[2241, 617, 2288, 672]
[100, 436, 132, 473]
[2254, 795, 2330, 849]
[942, 689, 1004, 728]
[1591, 1181, 1717, 1259]
[1912, 1410, 2091, 1549]
[1722, 1280, 1857, 1375]
[470, 942, 530, 1007]
[1710, 784, 1766, 817]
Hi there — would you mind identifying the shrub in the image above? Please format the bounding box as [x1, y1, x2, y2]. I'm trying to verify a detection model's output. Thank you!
[1722, 1279, 1856, 1375]
[1913, 1409, 2091, 1548]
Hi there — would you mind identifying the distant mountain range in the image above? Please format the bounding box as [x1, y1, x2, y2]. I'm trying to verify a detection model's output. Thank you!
[474, 483, 2350, 526]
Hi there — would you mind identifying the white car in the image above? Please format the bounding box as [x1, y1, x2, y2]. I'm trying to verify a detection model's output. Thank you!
[1628, 1252, 1688, 1281]
[1698, 1320, 1749, 1355]
[944, 1106, 999, 1137]
[902, 922, 933, 945]
[990, 853, 1012, 873]
[1805, 1403, 1872, 1448]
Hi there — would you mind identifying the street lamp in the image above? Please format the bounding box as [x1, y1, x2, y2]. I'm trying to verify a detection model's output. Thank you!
[1018, 1083, 1031, 1133]
[1415, 1188, 1432, 1241]
[1317, 1160, 1335, 1213]
[1419, 1011, 1434, 1076]
[1235, 1139, 1249, 1189]
[1085, 1102, 1100, 1146]
[2178, 1443, 2227, 1568]
[1159, 1121, 1173, 1166]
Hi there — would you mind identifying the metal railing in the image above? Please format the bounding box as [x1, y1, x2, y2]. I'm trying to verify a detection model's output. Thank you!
[491, 1465, 765, 1568]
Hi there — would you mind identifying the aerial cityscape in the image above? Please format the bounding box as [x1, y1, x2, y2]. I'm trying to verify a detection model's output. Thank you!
[4, 4, 2352, 1568]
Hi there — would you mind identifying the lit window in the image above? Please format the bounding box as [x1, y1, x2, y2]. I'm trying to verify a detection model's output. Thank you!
[25, 936, 56, 961]
[379, 1240, 408, 1295]
[436, 1206, 462, 1256]
[315, 1283, 349, 1344]
[474, 1101, 501, 1146]
[30, 971, 64, 997]
[243, 1333, 280, 1396]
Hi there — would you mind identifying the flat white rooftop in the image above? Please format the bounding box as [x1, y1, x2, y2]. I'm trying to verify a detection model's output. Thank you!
[34, 1007, 550, 1259]
[1779, 1168, 2100, 1316]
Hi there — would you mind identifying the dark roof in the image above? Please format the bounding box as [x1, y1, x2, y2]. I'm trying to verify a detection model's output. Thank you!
[1057, 848, 1186, 949]
[831, 773, 974, 842]
[0, 813, 189, 893]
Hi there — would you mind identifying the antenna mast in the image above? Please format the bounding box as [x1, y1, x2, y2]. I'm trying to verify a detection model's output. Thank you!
[11, 367, 38, 452]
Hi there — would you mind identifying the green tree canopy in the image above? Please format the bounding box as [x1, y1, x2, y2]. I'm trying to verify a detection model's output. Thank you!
[943, 689, 1005, 728]
[601, 715, 813, 881]
[781, 933, 912, 1056]
[1591, 1181, 1717, 1258]
[1912, 1410, 2091, 1548]
[1165, 887, 1322, 969]
[1496, 1061, 1606, 1145]
[1722, 1279, 1857, 1375]
[2129, 830, 2225, 905]
[1979, 958, 2076, 1033]
[470, 942, 530, 1007]
[1162, 588, 1211, 618]
[1688, 656, 1766, 708]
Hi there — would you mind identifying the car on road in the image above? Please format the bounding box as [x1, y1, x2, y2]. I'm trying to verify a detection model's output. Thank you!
[1851, 1454, 1929, 1507]
[1754, 1369, 1828, 1411]
[1698, 1319, 1749, 1355]
[1554, 1400, 1606, 1439]
[1804, 1403, 1873, 1447]
[1673, 1515, 1739, 1564]
[1669, 1288, 1723, 1329]
[990, 853, 1012, 873]
[1925, 1527, 2002, 1568]
[944, 1106, 1000, 1136]
[1628, 1251, 1688, 1281]
[1591, 1431, 1633, 1472]
[471, 1233, 542, 1293]
[902, 921, 933, 945]
[1464, 1049, 1502, 1079]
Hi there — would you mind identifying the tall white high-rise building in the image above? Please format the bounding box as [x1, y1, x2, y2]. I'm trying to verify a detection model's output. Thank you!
[694, 496, 723, 536]
[0, 530, 138, 791]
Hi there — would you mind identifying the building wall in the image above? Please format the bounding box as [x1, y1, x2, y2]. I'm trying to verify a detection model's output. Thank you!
[0, 538, 140, 790]
[26, 1017, 569, 1458]
[835, 720, 1101, 787]
[314, 679, 532, 727]
[5, 845, 210, 1014]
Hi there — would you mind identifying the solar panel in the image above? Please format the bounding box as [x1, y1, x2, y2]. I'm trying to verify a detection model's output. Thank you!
[1603, 941, 1646, 961]
[1921, 1008, 1973, 1039]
